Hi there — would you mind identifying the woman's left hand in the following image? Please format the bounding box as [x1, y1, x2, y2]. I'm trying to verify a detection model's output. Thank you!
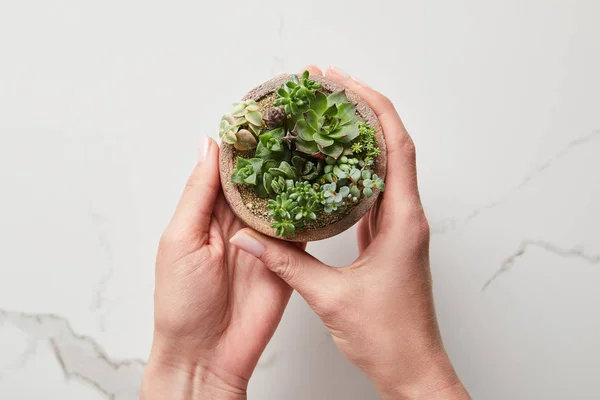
[140, 130, 308, 399]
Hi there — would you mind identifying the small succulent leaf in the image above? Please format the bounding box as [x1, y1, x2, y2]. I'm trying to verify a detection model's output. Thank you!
[278, 161, 296, 179]
[320, 142, 344, 158]
[246, 102, 259, 112]
[302, 171, 319, 181]
[339, 186, 350, 197]
[333, 166, 347, 179]
[313, 132, 334, 147]
[363, 179, 374, 188]
[237, 157, 251, 167]
[339, 124, 360, 143]
[248, 123, 262, 135]
[232, 102, 245, 116]
[285, 81, 296, 88]
[294, 138, 319, 154]
[361, 170, 372, 180]
[349, 185, 361, 198]
[363, 187, 373, 197]
[276, 87, 288, 97]
[311, 91, 328, 115]
[245, 111, 263, 127]
[327, 128, 348, 140]
[290, 102, 299, 115]
[302, 70, 309, 80]
[291, 75, 300, 85]
[255, 142, 270, 158]
[291, 155, 306, 171]
[223, 130, 237, 144]
[249, 158, 264, 172]
[294, 120, 316, 141]
[263, 173, 273, 194]
[243, 172, 257, 185]
[324, 104, 338, 117]
[254, 178, 269, 198]
[327, 92, 347, 107]
[349, 168, 361, 182]
[305, 110, 319, 131]
[337, 102, 357, 124]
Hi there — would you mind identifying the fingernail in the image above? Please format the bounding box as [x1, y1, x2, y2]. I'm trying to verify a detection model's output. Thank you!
[351, 76, 371, 88]
[198, 136, 210, 163]
[230, 231, 264, 258]
[329, 65, 349, 78]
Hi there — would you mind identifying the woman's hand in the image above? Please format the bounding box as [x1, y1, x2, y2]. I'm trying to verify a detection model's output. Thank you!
[140, 136, 292, 399]
[230, 67, 470, 400]
[140, 62, 324, 400]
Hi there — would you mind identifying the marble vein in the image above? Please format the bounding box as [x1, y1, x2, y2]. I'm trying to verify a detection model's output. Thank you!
[432, 130, 600, 234]
[481, 240, 600, 291]
[0, 309, 145, 400]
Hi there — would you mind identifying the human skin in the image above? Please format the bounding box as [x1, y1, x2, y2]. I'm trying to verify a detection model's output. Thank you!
[141, 66, 470, 400]
[140, 68, 321, 400]
[229, 67, 471, 399]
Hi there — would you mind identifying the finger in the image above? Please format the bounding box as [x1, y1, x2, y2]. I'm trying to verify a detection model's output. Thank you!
[302, 65, 323, 76]
[325, 66, 419, 201]
[168, 137, 220, 242]
[230, 228, 340, 305]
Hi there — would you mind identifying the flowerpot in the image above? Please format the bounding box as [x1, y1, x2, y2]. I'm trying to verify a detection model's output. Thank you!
[219, 73, 387, 242]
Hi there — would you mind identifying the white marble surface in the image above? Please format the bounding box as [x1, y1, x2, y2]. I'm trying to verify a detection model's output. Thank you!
[1, 0, 599, 399]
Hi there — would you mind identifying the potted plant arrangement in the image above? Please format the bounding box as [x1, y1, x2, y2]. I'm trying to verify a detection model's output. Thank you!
[219, 71, 387, 241]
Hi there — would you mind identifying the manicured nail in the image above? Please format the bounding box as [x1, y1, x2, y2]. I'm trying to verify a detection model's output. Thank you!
[198, 136, 210, 163]
[351, 76, 371, 88]
[230, 231, 264, 258]
[329, 65, 349, 78]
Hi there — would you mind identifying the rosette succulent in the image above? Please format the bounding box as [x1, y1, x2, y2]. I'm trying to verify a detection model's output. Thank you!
[291, 155, 323, 181]
[293, 91, 360, 158]
[273, 71, 321, 115]
[231, 157, 263, 185]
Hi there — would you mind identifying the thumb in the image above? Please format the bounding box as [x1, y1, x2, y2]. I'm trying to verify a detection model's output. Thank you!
[230, 228, 339, 303]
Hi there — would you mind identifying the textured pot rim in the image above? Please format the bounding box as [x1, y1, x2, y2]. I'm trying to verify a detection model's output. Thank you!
[219, 74, 387, 242]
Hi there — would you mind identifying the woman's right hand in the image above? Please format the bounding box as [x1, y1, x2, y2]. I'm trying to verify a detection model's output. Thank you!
[230, 66, 470, 400]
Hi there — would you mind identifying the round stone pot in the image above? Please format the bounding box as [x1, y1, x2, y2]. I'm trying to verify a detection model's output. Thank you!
[219, 74, 387, 242]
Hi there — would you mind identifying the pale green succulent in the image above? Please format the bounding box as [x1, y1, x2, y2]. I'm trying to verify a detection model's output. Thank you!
[232, 100, 263, 134]
[219, 116, 258, 150]
[219, 115, 240, 145]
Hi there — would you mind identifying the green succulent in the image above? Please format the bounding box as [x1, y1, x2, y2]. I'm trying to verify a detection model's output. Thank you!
[232, 100, 264, 135]
[353, 121, 380, 161]
[255, 128, 285, 159]
[291, 155, 323, 181]
[361, 173, 385, 198]
[268, 192, 301, 237]
[219, 115, 241, 145]
[293, 91, 360, 158]
[321, 182, 350, 213]
[262, 160, 297, 196]
[231, 157, 264, 185]
[273, 71, 322, 115]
